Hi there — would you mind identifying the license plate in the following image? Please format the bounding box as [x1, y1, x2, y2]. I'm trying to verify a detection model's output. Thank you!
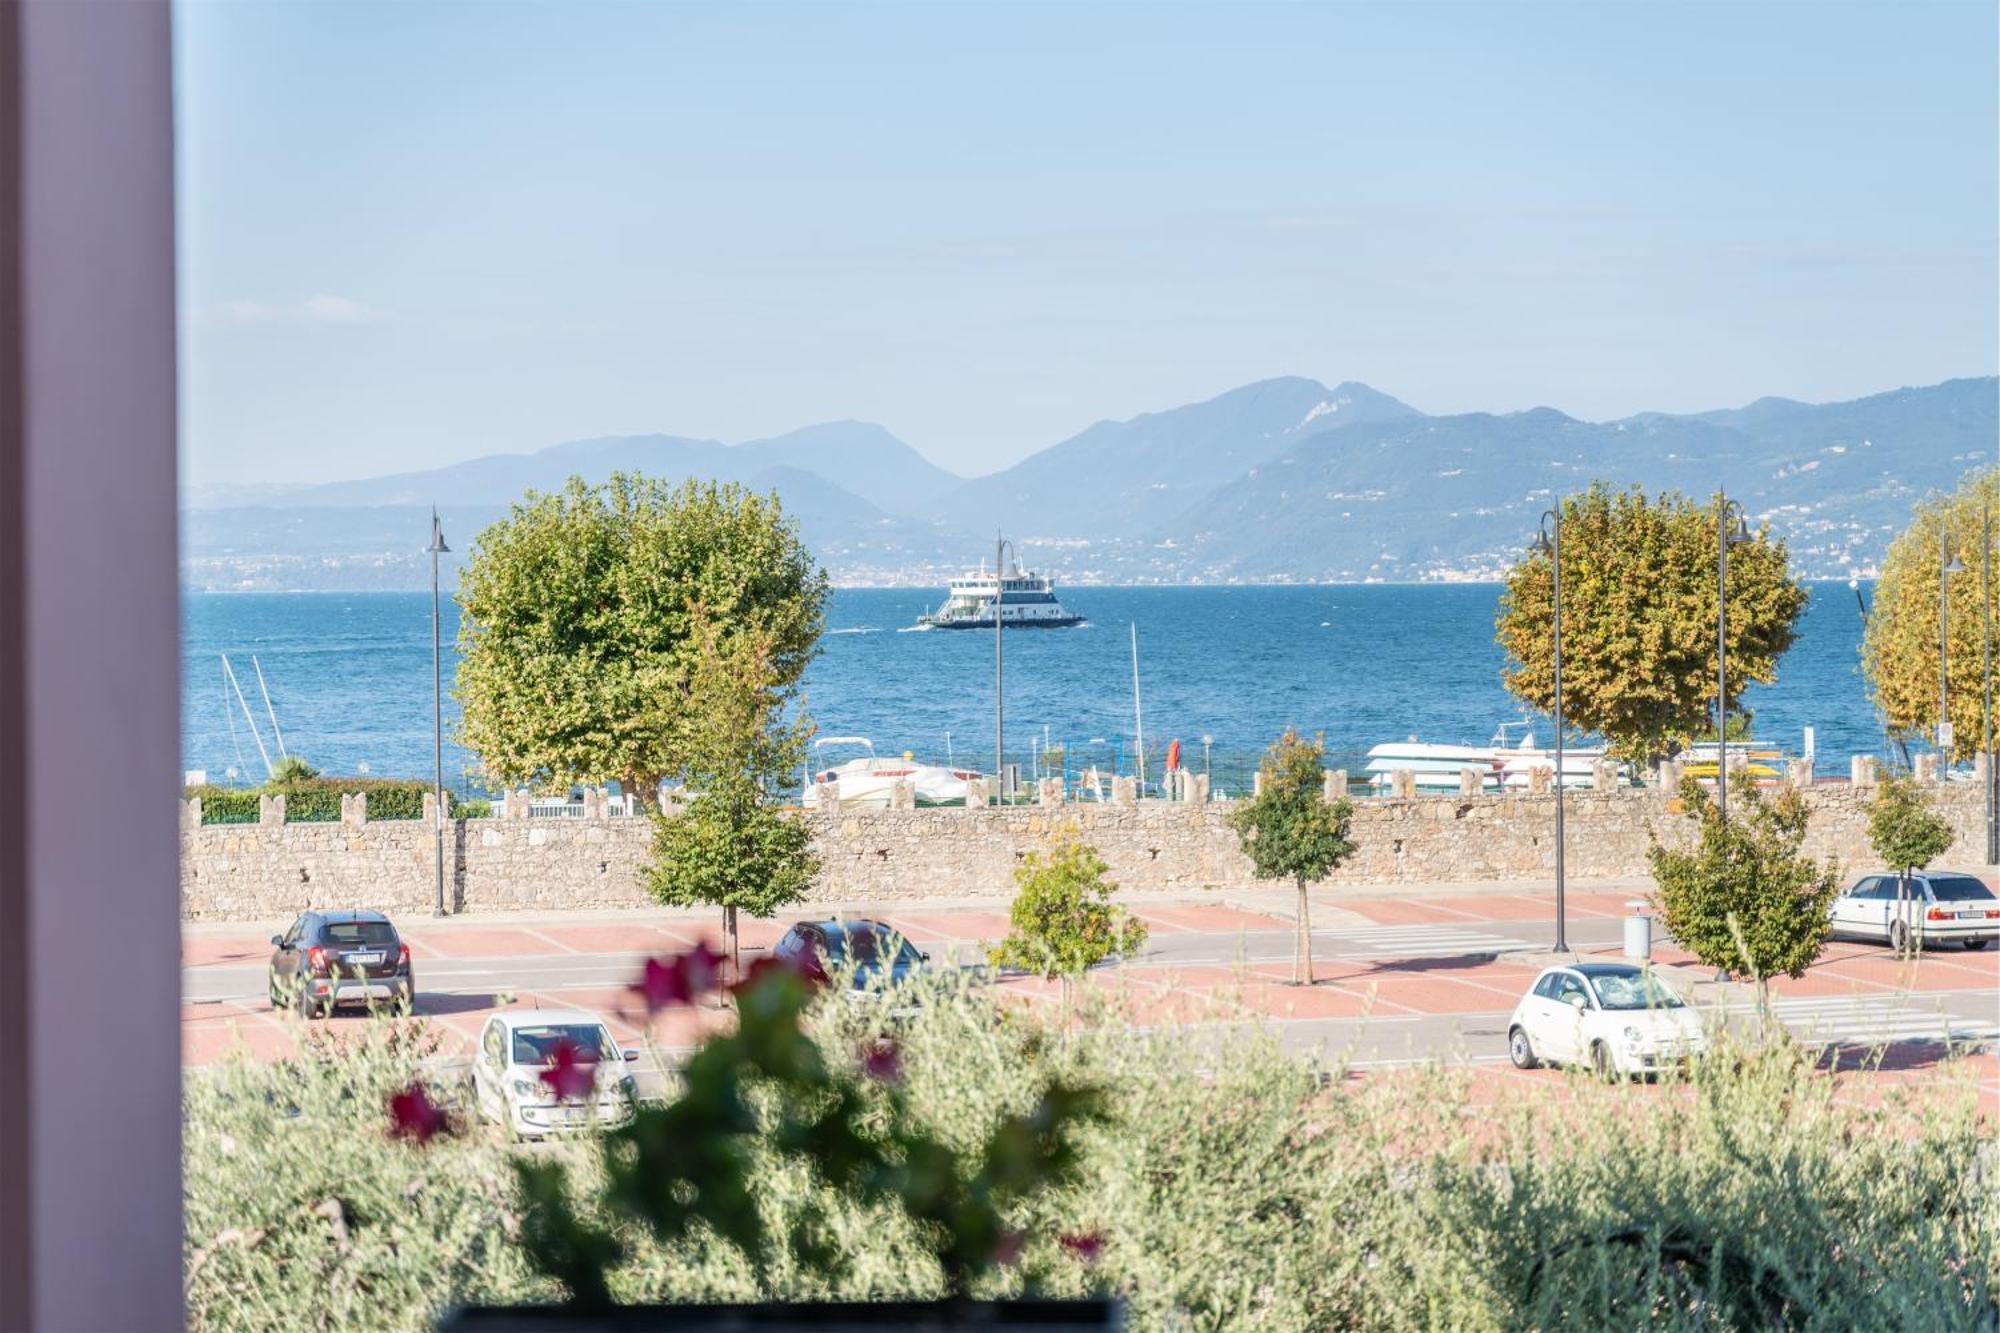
[1957, 912, 1985, 921]
[347, 952, 383, 965]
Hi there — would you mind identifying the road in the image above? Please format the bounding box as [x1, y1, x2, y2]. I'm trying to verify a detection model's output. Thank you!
[182, 886, 2000, 1078]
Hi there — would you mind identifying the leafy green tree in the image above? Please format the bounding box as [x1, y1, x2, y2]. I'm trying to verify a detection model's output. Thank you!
[1497, 484, 1807, 767]
[1867, 775, 1957, 955]
[1860, 467, 1999, 763]
[1650, 778, 1840, 993]
[991, 833, 1148, 1005]
[648, 772, 816, 980]
[455, 473, 827, 809]
[645, 619, 818, 976]
[1227, 730, 1356, 985]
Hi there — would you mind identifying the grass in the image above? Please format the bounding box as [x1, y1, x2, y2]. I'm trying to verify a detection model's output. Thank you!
[185, 972, 1998, 1331]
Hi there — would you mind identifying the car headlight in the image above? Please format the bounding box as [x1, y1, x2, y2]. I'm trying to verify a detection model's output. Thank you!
[1622, 1026, 1644, 1048]
[511, 1079, 538, 1099]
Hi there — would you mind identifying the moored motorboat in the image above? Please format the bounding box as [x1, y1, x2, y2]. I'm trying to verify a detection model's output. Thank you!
[800, 737, 983, 809]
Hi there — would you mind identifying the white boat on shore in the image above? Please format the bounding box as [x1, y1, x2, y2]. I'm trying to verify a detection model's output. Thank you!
[1365, 722, 1632, 792]
[800, 737, 982, 809]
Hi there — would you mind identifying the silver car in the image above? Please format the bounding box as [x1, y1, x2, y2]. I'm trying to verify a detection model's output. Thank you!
[1828, 870, 2000, 952]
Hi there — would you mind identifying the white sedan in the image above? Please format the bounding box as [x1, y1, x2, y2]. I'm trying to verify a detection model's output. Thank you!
[471, 1008, 639, 1140]
[1827, 870, 2000, 952]
[1507, 963, 1707, 1078]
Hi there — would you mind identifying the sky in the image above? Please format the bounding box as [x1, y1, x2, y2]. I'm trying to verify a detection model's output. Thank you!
[175, 1, 1999, 490]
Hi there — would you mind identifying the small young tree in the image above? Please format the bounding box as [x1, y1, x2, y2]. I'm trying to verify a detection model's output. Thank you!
[644, 619, 816, 978]
[647, 772, 815, 982]
[265, 755, 320, 788]
[1867, 775, 1956, 956]
[1650, 778, 1840, 997]
[990, 833, 1148, 1006]
[1227, 730, 1356, 985]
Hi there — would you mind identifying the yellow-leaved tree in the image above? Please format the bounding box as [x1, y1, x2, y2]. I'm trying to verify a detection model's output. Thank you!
[1495, 484, 1807, 769]
[1860, 468, 2000, 763]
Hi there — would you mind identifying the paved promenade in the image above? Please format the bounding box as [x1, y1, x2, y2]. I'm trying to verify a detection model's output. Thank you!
[181, 876, 2000, 1107]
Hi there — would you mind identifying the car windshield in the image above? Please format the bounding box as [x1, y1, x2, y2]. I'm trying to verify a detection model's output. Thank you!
[1928, 876, 1997, 902]
[322, 921, 396, 948]
[511, 1024, 611, 1065]
[823, 926, 920, 967]
[1588, 973, 1685, 1011]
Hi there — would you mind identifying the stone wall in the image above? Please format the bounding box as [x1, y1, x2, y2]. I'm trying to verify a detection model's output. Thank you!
[179, 783, 1995, 920]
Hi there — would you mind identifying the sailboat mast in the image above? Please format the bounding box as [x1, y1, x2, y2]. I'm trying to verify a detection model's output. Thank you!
[251, 655, 288, 759]
[220, 654, 274, 778]
[1131, 621, 1145, 794]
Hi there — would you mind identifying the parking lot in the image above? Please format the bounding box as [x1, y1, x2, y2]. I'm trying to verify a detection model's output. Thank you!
[182, 879, 2000, 1108]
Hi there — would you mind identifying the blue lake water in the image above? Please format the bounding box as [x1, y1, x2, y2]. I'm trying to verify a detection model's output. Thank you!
[182, 584, 1887, 795]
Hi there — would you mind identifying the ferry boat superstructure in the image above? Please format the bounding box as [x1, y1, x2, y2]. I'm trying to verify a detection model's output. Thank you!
[915, 557, 1084, 630]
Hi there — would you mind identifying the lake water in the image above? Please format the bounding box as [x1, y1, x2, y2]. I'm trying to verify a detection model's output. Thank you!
[182, 584, 1887, 796]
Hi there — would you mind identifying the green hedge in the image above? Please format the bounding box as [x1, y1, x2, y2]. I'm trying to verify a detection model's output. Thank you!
[184, 779, 486, 824]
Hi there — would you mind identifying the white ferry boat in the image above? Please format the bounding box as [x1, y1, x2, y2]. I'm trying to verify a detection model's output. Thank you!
[915, 556, 1084, 630]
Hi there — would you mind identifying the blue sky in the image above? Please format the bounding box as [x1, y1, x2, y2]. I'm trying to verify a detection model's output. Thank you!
[176, 1, 1998, 488]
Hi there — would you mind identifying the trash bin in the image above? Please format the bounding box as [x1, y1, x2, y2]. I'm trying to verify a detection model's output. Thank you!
[1624, 901, 1652, 961]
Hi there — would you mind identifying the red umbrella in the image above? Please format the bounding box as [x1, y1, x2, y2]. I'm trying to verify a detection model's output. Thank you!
[1166, 738, 1182, 772]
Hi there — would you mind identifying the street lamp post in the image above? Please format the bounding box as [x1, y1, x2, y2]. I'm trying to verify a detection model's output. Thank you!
[1941, 525, 1966, 762]
[1531, 506, 1568, 955]
[1984, 504, 1996, 864]
[1715, 495, 1750, 824]
[427, 509, 450, 917]
[993, 533, 1008, 799]
[1202, 734, 1213, 787]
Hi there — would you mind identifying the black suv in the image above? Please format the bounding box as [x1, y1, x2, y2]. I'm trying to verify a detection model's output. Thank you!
[267, 910, 415, 1017]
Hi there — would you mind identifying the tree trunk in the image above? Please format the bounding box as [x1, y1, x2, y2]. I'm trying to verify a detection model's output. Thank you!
[724, 904, 740, 999]
[1295, 878, 1314, 986]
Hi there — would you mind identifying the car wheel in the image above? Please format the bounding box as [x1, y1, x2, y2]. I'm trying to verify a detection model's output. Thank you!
[1590, 1041, 1616, 1081]
[1889, 920, 1913, 955]
[1965, 938, 1990, 951]
[295, 984, 320, 1020]
[1508, 1026, 1539, 1070]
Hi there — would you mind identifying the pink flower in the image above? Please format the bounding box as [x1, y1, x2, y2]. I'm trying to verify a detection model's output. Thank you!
[538, 1039, 598, 1102]
[735, 950, 825, 996]
[387, 1082, 449, 1145]
[990, 1229, 1026, 1268]
[862, 1038, 902, 1085]
[1059, 1232, 1106, 1264]
[632, 942, 727, 1013]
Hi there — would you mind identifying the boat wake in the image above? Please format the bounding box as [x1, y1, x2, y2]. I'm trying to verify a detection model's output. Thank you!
[896, 624, 932, 633]
[827, 626, 883, 636]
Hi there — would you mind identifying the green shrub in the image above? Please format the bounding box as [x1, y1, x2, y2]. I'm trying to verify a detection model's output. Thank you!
[184, 778, 485, 823]
[185, 975, 1998, 1332]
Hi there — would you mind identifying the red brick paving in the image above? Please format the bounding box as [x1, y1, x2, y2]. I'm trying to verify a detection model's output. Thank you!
[183, 889, 2000, 1082]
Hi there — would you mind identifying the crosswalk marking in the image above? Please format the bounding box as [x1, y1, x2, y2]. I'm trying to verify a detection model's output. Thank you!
[1331, 925, 1538, 958]
[1723, 996, 2000, 1045]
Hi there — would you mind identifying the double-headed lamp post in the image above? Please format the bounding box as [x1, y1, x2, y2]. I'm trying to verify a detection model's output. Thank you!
[1530, 506, 1568, 955]
[1940, 524, 1966, 762]
[428, 509, 450, 918]
[1715, 496, 1750, 824]
[1983, 504, 1996, 865]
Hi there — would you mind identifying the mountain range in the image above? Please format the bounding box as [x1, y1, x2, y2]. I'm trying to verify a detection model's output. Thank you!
[182, 375, 1998, 591]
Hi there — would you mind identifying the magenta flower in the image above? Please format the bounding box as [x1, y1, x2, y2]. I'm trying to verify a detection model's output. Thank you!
[1059, 1232, 1106, 1264]
[633, 942, 727, 1013]
[538, 1039, 598, 1102]
[990, 1229, 1026, 1268]
[862, 1038, 902, 1085]
[387, 1082, 449, 1145]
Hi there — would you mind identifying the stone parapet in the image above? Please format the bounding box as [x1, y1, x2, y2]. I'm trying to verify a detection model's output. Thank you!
[179, 782, 1995, 920]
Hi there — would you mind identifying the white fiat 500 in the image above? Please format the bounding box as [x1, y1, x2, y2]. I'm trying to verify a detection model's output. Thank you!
[1507, 963, 1707, 1078]
[471, 1008, 638, 1140]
